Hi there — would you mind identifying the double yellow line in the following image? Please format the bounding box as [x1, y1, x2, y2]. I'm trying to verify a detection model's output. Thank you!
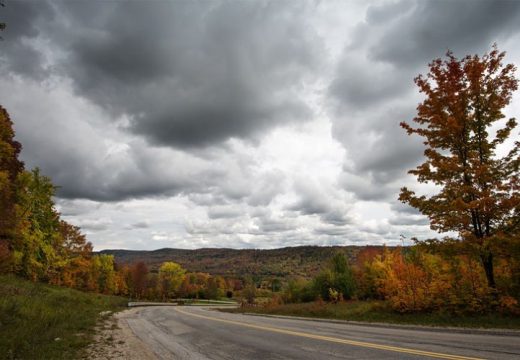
[175, 308, 483, 360]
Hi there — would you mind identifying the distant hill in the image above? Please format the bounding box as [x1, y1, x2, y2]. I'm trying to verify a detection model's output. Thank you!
[100, 245, 386, 279]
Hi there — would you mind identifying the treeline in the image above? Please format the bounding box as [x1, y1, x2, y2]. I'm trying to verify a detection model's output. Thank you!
[277, 244, 520, 314]
[114, 261, 248, 300]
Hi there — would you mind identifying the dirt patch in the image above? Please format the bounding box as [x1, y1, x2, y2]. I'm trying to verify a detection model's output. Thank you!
[86, 308, 157, 359]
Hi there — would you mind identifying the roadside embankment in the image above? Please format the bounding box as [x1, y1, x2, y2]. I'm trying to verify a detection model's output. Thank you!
[0, 275, 127, 359]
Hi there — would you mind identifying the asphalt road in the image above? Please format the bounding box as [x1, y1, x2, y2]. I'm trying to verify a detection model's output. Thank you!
[122, 306, 520, 360]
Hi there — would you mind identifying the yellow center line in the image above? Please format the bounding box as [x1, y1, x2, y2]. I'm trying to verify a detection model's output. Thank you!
[175, 307, 484, 360]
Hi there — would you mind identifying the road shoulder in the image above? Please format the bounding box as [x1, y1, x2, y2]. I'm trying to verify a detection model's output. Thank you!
[85, 308, 157, 360]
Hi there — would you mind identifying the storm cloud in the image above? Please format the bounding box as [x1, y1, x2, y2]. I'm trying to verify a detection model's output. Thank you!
[3, 0, 321, 148]
[1, 0, 519, 250]
[328, 0, 520, 202]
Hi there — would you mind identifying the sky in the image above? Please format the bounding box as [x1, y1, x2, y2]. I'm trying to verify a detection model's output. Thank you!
[1, 0, 519, 250]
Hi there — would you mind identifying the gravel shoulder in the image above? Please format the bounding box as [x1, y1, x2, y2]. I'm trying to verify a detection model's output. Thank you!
[85, 308, 157, 360]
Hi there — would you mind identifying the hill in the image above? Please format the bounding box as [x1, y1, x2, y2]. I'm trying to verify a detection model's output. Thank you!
[100, 245, 385, 279]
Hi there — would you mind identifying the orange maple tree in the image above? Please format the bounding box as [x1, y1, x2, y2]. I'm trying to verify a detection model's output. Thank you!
[400, 45, 520, 290]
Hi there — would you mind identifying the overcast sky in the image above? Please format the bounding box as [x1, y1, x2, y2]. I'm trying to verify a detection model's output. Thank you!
[1, 0, 519, 250]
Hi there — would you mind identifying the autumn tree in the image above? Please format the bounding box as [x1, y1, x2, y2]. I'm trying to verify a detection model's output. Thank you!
[130, 261, 149, 299]
[53, 220, 93, 288]
[242, 276, 257, 305]
[0, 106, 24, 272]
[158, 261, 186, 299]
[355, 247, 384, 300]
[14, 168, 62, 281]
[400, 45, 520, 290]
[206, 275, 226, 300]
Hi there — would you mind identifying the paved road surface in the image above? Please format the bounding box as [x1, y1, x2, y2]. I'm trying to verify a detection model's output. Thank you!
[122, 306, 520, 359]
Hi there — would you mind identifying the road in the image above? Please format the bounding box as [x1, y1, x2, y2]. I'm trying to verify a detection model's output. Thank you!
[121, 306, 520, 360]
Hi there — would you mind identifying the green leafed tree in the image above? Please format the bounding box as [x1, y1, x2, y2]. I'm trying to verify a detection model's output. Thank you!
[313, 252, 356, 301]
[89, 254, 116, 294]
[399, 45, 520, 290]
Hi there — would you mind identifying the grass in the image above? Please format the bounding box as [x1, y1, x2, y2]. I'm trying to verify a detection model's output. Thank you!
[179, 298, 237, 306]
[0, 275, 128, 359]
[223, 300, 520, 329]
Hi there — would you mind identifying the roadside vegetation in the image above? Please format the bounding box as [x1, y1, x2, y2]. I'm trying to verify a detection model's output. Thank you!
[222, 243, 519, 328]
[0, 274, 127, 359]
[225, 300, 520, 329]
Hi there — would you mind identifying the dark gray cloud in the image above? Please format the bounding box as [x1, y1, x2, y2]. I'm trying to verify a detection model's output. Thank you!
[329, 59, 407, 110]
[335, 0, 520, 113]
[351, 106, 423, 181]
[2, 0, 314, 203]
[0, 1, 54, 78]
[370, 0, 520, 66]
[0, 77, 225, 202]
[334, 104, 423, 201]
[3, 0, 322, 148]
[329, 0, 520, 202]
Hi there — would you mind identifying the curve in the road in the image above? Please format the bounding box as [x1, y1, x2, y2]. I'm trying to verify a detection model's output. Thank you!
[175, 307, 482, 360]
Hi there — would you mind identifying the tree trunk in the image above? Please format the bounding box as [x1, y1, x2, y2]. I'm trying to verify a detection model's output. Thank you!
[481, 252, 496, 289]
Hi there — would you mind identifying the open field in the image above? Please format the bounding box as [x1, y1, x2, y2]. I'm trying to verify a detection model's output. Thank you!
[223, 301, 520, 329]
[0, 275, 127, 359]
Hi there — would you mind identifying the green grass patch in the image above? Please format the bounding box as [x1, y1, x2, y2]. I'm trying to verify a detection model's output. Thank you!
[0, 275, 128, 359]
[223, 300, 520, 329]
[178, 298, 237, 306]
